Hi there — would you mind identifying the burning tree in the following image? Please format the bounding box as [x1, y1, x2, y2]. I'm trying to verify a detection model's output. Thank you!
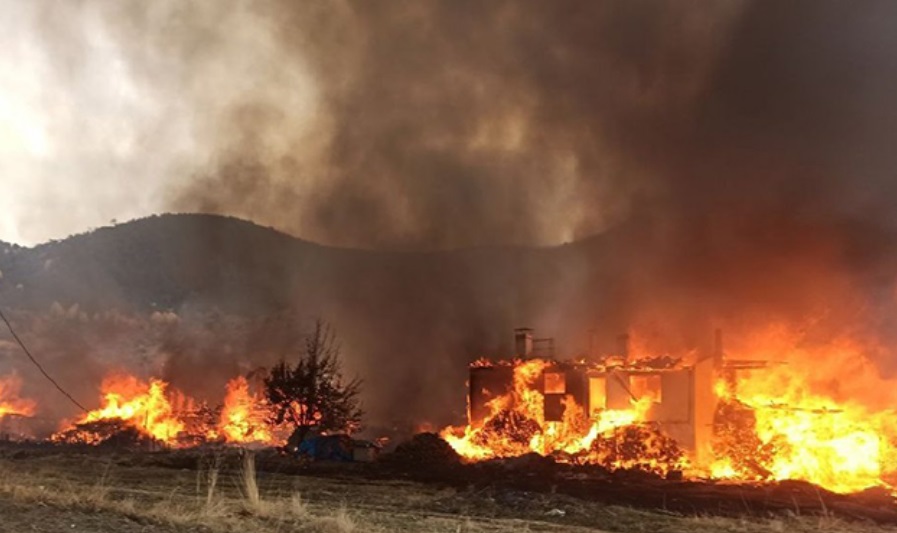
[264, 319, 362, 436]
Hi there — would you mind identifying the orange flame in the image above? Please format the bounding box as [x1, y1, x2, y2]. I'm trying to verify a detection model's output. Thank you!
[0, 372, 36, 417]
[52, 372, 285, 447]
[710, 326, 897, 493]
[75, 374, 190, 444]
[218, 376, 274, 444]
[441, 359, 679, 474]
[443, 325, 897, 493]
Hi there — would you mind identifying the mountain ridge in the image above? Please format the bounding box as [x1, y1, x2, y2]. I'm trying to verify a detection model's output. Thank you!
[0, 213, 609, 316]
[0, 213, 616, 423]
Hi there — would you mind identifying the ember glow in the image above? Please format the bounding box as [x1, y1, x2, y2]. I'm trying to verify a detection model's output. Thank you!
[442, 328, 897, 494]
[0, 372, 36, 417]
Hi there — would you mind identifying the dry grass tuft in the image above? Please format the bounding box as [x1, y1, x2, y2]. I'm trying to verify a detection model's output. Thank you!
[298, 506, 360, 533]
[290, 492, 310, 518]
[239, 449, 261, 510]
[200, 451, 223, 508]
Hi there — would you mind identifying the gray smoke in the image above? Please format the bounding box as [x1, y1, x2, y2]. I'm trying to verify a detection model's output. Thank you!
[171, 0, 745, 249]
[5, 1, 897, 426]
[8, 1, 897, 251]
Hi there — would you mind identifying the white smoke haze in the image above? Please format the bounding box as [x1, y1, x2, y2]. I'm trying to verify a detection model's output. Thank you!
[0, 0, 321, 245]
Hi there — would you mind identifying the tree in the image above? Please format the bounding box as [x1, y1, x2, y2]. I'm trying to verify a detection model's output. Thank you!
[264, 319, 362, 435]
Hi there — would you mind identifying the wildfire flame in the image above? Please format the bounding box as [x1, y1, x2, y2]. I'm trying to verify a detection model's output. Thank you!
[442, 327, 897, 494]
[709, 328, 897, 493]
[75, 374, 189, 444]
[441, 359, 681, 474]
[26, 321, 897, 495]
[52, 372, 283, 447]
[218, 376, 273, 444]
[0, 372, 36, 417]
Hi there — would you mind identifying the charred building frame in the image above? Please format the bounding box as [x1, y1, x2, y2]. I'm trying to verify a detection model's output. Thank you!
[469, 328, 734, 464]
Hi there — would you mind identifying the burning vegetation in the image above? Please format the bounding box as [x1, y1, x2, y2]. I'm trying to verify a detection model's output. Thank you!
[0, 372, 36, 418]
[1, 319, 896, 500]
[218, 375, 275, 445]
[441, 327, 897, 494]
[1, 319, 364, 452]
[50, 372, 277, 447]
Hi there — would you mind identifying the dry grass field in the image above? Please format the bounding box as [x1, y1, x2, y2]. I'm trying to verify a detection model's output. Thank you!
[0, 448, 893, 533]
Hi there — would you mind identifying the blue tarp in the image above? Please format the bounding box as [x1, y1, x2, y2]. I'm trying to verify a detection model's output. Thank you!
[297, 434, 353, 461]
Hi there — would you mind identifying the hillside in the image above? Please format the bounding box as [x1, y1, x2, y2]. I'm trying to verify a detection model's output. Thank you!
[0, 215, 597, 317]
[0, 214, 618, 425]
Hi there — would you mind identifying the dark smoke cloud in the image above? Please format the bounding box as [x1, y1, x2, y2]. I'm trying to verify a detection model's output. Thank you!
[162, 0, 897, 296]
[167, 0, 744, 249]
[7, 1, 897, 426]
[176, 0, 897, 358]
[13, 1, 897, 254]
[620, 1, 897, 332]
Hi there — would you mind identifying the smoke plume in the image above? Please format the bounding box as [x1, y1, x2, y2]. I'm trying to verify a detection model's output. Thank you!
[4, 1, 897, 425]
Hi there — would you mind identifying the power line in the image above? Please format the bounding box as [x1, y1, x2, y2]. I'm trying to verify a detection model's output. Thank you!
[0, 306, 88, 413]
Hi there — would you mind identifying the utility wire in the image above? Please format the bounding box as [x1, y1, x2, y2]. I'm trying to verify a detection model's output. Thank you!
[0, 306, 88, 412]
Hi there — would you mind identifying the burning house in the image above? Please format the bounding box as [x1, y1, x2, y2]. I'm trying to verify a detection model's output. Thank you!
[458, 328, 724, 469]
[448, 328, 725, 471]
[469, 328, 724, 461]
[444, 326, 897, 494]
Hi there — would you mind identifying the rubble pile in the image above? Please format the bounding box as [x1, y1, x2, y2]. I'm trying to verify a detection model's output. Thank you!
[587, 423, 686, 475]
[52, 419, 161, 449]
[383, 433, 461, 469]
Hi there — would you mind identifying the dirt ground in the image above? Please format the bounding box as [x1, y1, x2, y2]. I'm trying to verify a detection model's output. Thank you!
[0, 498, 193, 533]
[0, 445, 893, 533]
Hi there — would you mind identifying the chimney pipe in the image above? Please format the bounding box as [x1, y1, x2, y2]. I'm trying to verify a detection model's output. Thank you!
[616, 333, 630, 362]
[713, 328, 724, 367]
[514, 328, 534, 358]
